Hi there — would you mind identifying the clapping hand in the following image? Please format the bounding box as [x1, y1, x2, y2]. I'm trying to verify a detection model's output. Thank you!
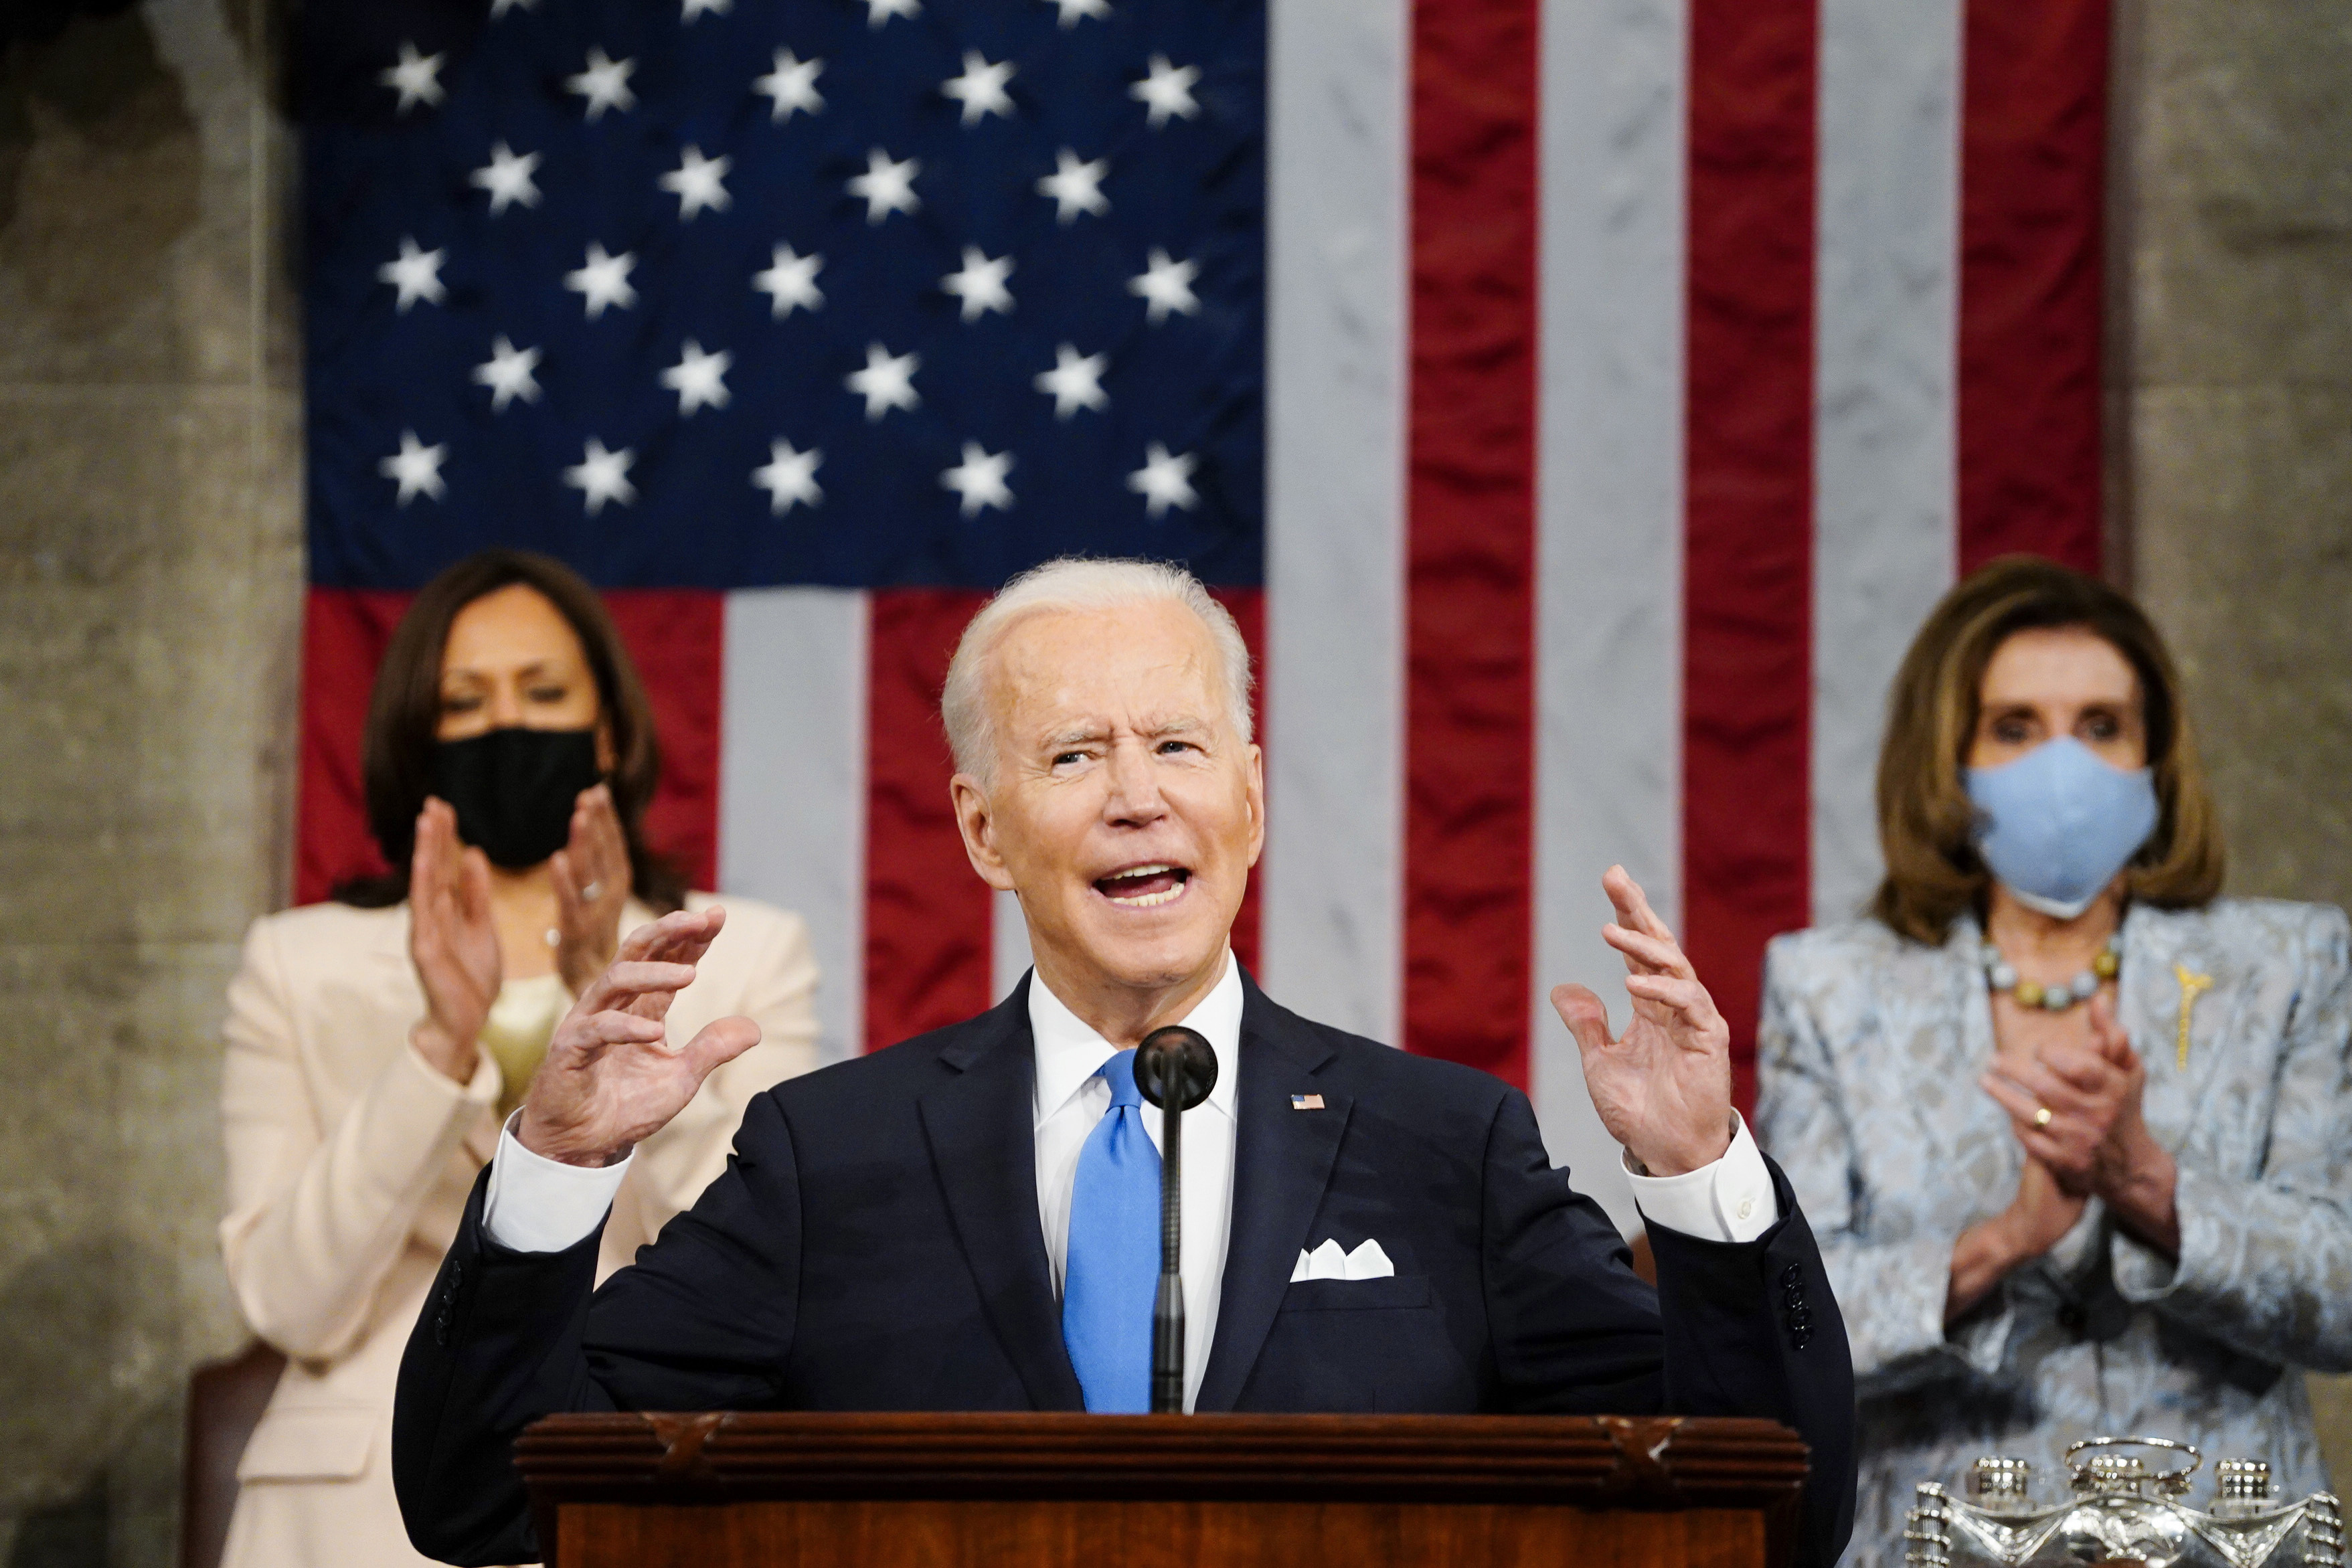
[515, 906, 762, 1168]
[1980, 994, 2178, 1249]
[409, 798, 500, 1083]
[1549, 866, 1734, 1177]
[550, 783, 632, 996]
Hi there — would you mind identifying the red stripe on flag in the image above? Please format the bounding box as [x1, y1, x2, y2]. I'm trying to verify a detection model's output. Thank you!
[863, 589, 993, 1054]
[605, 593, 722, 893]
[1683, 0, 1818, 1111]
[296, 588, 412, 904]
[1209, 586, 1264, 978]
[1402, 0, 1541, 1092]
[294, 586, 724, 907]
[1957, 0, 2108, 576]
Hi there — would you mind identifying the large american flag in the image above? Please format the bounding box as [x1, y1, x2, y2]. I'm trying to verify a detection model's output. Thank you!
[297, 0, 2109, 1233]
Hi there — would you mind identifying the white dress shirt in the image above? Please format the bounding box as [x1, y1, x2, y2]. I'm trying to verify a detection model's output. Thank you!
[483, 956, 1779, 1405]
[1029, 950, 1242, 1411]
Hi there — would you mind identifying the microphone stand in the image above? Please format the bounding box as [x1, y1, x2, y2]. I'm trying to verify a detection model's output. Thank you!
[1151, 1093, 1185, 1417]
[1136, 1025, 1217, 1416]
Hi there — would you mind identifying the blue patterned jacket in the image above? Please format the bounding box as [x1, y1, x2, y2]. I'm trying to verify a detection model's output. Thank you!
[1758, 899, 2352, 1567]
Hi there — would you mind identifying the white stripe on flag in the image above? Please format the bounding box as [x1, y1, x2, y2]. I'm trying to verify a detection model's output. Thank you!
[1261, 0, 1408, 1044]
[993, 887, 1033, 1001]
[1532, 0, 1690, 1235]
[1811, 0, 1962, 926]
[719, 587, 869, 1065]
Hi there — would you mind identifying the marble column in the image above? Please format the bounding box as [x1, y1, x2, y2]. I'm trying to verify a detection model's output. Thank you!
[0, 1, 299, 1561]
[2110, 0, 2352, 1486]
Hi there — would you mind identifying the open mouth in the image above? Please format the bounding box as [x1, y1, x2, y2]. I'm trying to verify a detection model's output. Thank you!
[1092, 863, 1192, 908]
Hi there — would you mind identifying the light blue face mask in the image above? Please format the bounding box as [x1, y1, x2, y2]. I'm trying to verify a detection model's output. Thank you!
[1963, 736, 2159, 920]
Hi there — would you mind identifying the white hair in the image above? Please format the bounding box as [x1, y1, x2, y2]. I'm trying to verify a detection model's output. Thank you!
[941, 557, 1256, 780]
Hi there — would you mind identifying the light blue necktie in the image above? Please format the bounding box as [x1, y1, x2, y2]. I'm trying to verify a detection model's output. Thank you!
[1061, 1048, 1161, 1413]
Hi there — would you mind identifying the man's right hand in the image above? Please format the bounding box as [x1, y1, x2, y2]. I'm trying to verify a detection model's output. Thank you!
[515, 907, 762, 1167]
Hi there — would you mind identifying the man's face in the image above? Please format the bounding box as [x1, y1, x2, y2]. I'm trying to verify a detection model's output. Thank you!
[953, 600, 1264, 1004]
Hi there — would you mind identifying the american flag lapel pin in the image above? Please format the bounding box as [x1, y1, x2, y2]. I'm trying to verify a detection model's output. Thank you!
[1290, 1094, 1325, 1110]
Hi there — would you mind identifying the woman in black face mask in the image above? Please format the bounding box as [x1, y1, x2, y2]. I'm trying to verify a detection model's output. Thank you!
[212, 551, 820, 1568]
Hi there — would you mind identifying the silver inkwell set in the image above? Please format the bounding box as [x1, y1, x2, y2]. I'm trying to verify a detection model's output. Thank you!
[1904, 1437, 2345, 1568]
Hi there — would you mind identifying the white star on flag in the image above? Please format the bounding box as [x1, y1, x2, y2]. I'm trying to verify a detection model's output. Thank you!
[1034, 344, 1109, 418]
[1128, 248, 1200, 323]
[1037, 149, 1109, 223]
[471, 336, 543, 412]
[681, 0, 730, 19]
[1130, 55, 1201, 128]
[942, 52, 1016, 124]
[379, 430, 447, 505]
[865, 0, 920, 24]
[1042, 0, 1110, 26]
[380, 43, 444, 114]
[754, 50, 824, 121]
[754, 244, 825, 318]
[849, 149, 920, 224]
[567, 48, 637, 120]
[941, 443, 1014, 517]
[752, 440, 823, 515]
[377, 237, 446, 312]
[471, 142, 542, 215]
[1127, 442, 1199, 518]
[846, 343, 920, 420]
[941, 247, 1014, 322]
[564, 439, 637, 515]
[661, 145, 732, 220]
[566, 243, 638, 319]
[661, 340, 733, 416]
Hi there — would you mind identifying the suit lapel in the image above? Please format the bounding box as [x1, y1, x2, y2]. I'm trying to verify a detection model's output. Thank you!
[1195, 980, 1349, 1412]
[916, 978, 1085, 1412]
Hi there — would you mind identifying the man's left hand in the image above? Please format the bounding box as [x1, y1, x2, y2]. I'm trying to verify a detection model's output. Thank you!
[1550, 866, 1734, 1177]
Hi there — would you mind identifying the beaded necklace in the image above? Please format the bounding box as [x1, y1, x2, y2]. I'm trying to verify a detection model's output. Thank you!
[1979, 932, 2122, 1012]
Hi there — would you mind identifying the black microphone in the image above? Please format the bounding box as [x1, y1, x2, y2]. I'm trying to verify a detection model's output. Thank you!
[1135, 1025, 1217, 1415]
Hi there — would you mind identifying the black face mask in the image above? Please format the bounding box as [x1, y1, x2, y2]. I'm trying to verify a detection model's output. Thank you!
[429, 727, 604, 870]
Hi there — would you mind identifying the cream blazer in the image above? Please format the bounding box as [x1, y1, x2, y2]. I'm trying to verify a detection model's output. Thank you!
[216, 892, 820, 1568]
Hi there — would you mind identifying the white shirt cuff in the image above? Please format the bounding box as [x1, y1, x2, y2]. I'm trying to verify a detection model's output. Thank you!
[482, 1114, 633, 1253]
[1623, 1112, 1778, 1243]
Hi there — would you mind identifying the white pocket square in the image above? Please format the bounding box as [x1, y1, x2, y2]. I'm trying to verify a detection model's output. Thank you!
[1290, 1237, 1396, 1283]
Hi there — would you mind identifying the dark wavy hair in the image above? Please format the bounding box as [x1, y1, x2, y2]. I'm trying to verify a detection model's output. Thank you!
[1871, 555, 2223, 944]
[333, 550, 687, 912]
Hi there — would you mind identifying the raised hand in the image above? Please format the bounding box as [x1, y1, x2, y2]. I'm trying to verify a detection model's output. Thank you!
[1548, 866, 1734, 1177]
[409, 798, 501, 1082]
[515, 906, 762, 1167]
[550, 783, 632, 996]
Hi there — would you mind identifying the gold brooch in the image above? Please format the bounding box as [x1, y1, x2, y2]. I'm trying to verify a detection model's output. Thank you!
[2174, 964, 2215, 1070]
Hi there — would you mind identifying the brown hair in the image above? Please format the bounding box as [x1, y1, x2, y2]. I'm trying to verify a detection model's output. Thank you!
[334, 549, 687, 912]
[1871, 555, 2223, 944]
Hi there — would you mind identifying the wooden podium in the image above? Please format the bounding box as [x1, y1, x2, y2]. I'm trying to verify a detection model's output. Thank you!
[514, 1411, 1808, 1568]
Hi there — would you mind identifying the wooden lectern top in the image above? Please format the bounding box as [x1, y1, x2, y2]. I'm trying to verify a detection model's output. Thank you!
[516, 1411, 1808, 1568]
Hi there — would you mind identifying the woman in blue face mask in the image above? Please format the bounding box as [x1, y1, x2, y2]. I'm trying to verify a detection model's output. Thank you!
[211, 551, 821, 1568]
[1756, 556, 2351, 1567]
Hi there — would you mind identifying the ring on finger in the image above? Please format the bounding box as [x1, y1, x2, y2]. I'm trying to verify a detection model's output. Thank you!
[2033, 1105, 2054, 1129]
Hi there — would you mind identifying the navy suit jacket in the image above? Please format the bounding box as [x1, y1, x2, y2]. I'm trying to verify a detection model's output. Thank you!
[394, 975, 1856, 1565]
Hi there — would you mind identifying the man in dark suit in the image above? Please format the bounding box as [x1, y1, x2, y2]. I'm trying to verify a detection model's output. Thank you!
[393, 559, 1855, 1566]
